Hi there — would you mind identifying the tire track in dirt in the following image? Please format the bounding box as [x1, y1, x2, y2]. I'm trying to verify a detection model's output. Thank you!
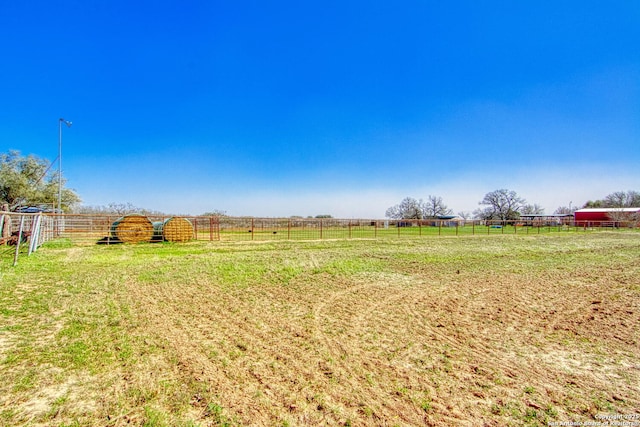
[127, 276, 362, 424]
[310, 272, 521, 424]
[310, 269, 640, 423]
[122, 254, 640, 425]
[418, 273, 640, 411]
[310, 273, 434, 423]
[311, 272, 525, 381]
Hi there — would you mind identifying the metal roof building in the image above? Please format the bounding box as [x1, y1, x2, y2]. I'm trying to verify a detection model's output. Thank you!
[574, 208, 640, 222]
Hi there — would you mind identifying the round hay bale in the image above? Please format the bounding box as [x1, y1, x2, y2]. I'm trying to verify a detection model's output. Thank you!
[110, 214, 153, 243]
[161, 217, 194, 242]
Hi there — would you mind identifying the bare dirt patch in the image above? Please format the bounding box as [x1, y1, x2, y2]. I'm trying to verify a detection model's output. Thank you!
[118, 239, 640, 426]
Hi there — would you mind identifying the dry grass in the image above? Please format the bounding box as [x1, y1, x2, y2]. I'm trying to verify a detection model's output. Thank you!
[0, 233, 639, 426]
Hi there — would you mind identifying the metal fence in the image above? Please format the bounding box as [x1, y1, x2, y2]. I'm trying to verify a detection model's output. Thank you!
[215, 217, 639, 241]
[1, 212, 57, 265]
[2, 212, 638, 248]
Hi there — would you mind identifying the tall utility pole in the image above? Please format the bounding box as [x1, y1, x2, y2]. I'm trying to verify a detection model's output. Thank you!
[58, 118, 72, 213]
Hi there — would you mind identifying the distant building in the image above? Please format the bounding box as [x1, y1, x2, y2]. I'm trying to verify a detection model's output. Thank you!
[519, 214, 573, 226]
[574, 208, 640, 224]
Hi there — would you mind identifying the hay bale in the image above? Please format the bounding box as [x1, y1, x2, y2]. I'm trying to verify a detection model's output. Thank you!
[110, 214, 153, 243]
[154, 217, 194, 242]
[164, 217, 193, 242]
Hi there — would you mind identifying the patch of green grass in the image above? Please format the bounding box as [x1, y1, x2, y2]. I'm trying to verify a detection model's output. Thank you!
[46, 395, 68, 419]
[12, 368, 38, 392]
[143, 406, 168, 427]
[205, 402, 236, 426]
[0, 409, 17, 424]
[420, 399, 432, 412]
[39, 238, 74, 249]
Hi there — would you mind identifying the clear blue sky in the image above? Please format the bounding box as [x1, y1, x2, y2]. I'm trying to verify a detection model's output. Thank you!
[2, 1, 639, 217]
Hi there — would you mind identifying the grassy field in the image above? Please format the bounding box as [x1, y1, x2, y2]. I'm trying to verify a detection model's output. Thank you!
[1, 233, 639, 426]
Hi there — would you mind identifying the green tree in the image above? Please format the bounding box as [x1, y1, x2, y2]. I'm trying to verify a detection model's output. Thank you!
[0, 150, 80, 211]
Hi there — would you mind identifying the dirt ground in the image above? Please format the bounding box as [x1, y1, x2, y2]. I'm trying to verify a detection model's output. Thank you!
[115, 240, 639, 426]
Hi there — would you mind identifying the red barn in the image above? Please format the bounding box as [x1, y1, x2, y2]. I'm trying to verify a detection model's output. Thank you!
[574, 208, 640, 224]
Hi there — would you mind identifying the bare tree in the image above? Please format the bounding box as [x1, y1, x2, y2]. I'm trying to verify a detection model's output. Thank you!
[554, 206, 575, 214]
[386, 196, 453, 219]
[606, 208, 629, 224]
[604, 190, 640, 207]
[583, 190, 640, 209]
[423, 195, 453, 217]
[202, 209, 228, 217]
[457, 211, 471, 220]
[75, 202, 167, 216]
[521, 204, 545, 215]
[629, 191, 640, 207]
[475, 189, 526, 220]
[457, 211, 471, 226]
[385, 197, 424, 220]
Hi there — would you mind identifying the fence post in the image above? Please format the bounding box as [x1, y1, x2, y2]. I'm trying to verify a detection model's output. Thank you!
[13, 215, 25, 266]
[320, 219, 323, 240]
[1, 212, 11, 241]
[251, 218, 254, 240]
[28, 214, 42, 255]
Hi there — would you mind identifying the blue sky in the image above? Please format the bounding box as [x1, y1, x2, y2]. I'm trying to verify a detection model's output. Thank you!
[2, 1, 639, 217]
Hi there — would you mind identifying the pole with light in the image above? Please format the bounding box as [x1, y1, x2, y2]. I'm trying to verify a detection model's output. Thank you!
[58, 118, 72, 213]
